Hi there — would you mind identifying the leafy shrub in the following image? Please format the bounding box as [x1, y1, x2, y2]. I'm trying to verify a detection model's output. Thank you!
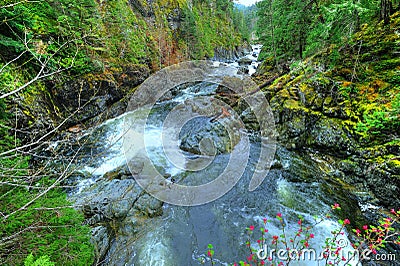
[0, 113, 94, 265]
[24, 254, 55, 266]
[356, 94, 400, 138]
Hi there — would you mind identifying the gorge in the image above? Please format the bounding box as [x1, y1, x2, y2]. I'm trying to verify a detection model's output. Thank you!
[1, 1, 399, 265]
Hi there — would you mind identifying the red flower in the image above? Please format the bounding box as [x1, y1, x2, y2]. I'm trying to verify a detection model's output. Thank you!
[355, 229, 361, 235]
[343, 219, 350, 225]
[207, 250, 212, 257]
[264, 229, 268, 233]
[261, 261, 265, 265]
[273, 235, 279, 240]
[249, 225, 255, 231]
[298, 219, 302, 225]
[391, 209, 396, 214]
[304, 242, 309, 248]
[363, 225, 368, 230]
[263, 218, 267, 224]
[332, 203, 340, 209]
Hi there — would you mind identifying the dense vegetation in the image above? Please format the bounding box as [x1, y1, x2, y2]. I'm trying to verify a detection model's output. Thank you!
[256, 0, 400, 61]
[255, 0, 400, 141]
[0, 0, 249, 265]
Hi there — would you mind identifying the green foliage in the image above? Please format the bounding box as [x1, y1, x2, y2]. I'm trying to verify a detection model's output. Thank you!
[256, 0, 381, 61]
[356, 94, 400, 138]
[339, 83, 358, 100]
[24, 254, 55, 266]
[232, 7, 252, 42]
[0, 104, 94, 265]
[98, 0, 149, 64]
[0, 0, 100, 75]
[0, 100, 6, 119]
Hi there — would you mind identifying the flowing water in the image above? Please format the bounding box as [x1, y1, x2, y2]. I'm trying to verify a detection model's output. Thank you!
[67, 45, 359, 265]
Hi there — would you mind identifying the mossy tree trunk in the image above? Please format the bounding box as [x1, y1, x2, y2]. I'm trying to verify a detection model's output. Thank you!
[381, 0, 393, 25]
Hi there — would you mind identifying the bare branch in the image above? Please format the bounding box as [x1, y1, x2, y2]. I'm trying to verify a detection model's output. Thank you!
[0, 105, 84, 156]
[0, 1, 40, 9]
[2, 143, 82, 220]
[0, 181, 76, 189]
[0, 51, 28, 73]
[1, 34, 83, 99]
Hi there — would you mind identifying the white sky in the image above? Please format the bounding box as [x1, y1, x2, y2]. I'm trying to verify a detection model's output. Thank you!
[235, 0, 259, 6]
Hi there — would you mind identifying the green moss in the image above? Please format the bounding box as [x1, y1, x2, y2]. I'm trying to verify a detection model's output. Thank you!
[272, 74, 291, 87]
[372, 58, 400, 71]
[283, 99, 303, 110]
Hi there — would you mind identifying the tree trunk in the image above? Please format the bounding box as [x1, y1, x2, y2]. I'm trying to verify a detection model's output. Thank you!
[381, 0, 393, 25]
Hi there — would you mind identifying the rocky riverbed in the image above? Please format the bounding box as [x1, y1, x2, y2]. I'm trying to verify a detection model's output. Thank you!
[35, 45, 399, 265]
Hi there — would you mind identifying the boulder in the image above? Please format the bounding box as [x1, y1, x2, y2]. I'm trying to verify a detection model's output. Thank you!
[237, 57, 253, 66]
[178, 98, 243, 155]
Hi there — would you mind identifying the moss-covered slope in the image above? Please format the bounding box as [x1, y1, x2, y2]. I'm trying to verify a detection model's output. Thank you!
[254, 12, 400, 208]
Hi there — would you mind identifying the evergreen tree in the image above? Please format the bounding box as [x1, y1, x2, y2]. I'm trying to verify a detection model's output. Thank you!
[256, 0, 392, 62]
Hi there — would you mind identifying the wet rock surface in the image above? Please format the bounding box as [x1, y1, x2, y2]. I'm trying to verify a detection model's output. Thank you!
[178, 98, 244, 155]
[237, 57, 253, 66]
[71, 172, 163, 265]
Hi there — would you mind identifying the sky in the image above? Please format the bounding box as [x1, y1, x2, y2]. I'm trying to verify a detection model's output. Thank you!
[234, 0, 259, 6]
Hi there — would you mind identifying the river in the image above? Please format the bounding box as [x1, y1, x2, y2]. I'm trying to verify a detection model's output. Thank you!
[61, 45, 359, 265]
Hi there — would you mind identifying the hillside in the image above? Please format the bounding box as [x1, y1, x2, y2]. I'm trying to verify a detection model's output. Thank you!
[254, 11, 400, 209]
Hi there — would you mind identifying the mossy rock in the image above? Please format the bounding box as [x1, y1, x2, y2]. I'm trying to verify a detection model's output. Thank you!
[298, 83, 316, 106]
[308, 117, 356, 156]
[387, 159, 400, 175]
[283, 99, 303, 110]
